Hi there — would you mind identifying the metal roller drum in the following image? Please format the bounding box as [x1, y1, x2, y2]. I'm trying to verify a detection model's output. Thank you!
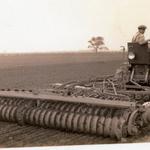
[0, 89, 149, 140]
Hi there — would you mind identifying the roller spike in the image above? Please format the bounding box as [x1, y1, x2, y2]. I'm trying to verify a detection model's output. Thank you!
[72, 113, 80, 132]
[44, 110, 53, 127]
[49, 111, 59, 128]
[103, 109, 113, 137]
[28, 108, 37, 125]
[90, 115, 99, 134]
[78, 114, 87, 132]
[55, 111, 64, 128]
[5, 106, 13, 121]
[60, 112, 68, 129]
[39, 109, 48, 126]
[66, 113, 75, 130]
[97, 108, 108, 135]
[84, 115, 93, 133]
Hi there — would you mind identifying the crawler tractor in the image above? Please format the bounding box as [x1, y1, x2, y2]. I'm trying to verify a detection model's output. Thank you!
[0, 43, 150, 140]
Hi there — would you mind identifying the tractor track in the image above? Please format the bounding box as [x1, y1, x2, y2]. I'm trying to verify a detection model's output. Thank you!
[0, 121, 116, 147]
[0, 119, 149, 147]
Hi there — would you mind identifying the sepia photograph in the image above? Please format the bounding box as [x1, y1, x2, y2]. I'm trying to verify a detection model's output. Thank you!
[0, 0, 150, 148]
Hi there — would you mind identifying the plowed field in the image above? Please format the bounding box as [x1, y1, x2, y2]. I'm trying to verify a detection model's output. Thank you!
[0, 52, 149, 147]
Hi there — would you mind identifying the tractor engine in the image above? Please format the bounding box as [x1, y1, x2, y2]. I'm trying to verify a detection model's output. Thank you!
[128, 43, 150, 85]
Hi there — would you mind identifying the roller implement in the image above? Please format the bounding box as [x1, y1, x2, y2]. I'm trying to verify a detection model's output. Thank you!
[0, 43, 150, 140]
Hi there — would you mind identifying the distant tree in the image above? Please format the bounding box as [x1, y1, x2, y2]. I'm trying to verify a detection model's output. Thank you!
[88, 36, 106, 53]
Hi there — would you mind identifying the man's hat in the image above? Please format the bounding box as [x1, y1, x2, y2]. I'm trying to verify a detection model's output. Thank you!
[138, 25, 147, 30]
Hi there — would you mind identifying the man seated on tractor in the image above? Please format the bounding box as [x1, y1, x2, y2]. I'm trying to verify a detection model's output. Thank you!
[132, 25, 150, 45]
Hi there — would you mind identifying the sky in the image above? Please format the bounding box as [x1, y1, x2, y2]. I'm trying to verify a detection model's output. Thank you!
[0, 0, 150, 53]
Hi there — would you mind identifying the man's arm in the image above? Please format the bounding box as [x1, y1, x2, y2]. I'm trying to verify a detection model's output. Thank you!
[138, 35, 150, 45]
[139, 39, 149, 45]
